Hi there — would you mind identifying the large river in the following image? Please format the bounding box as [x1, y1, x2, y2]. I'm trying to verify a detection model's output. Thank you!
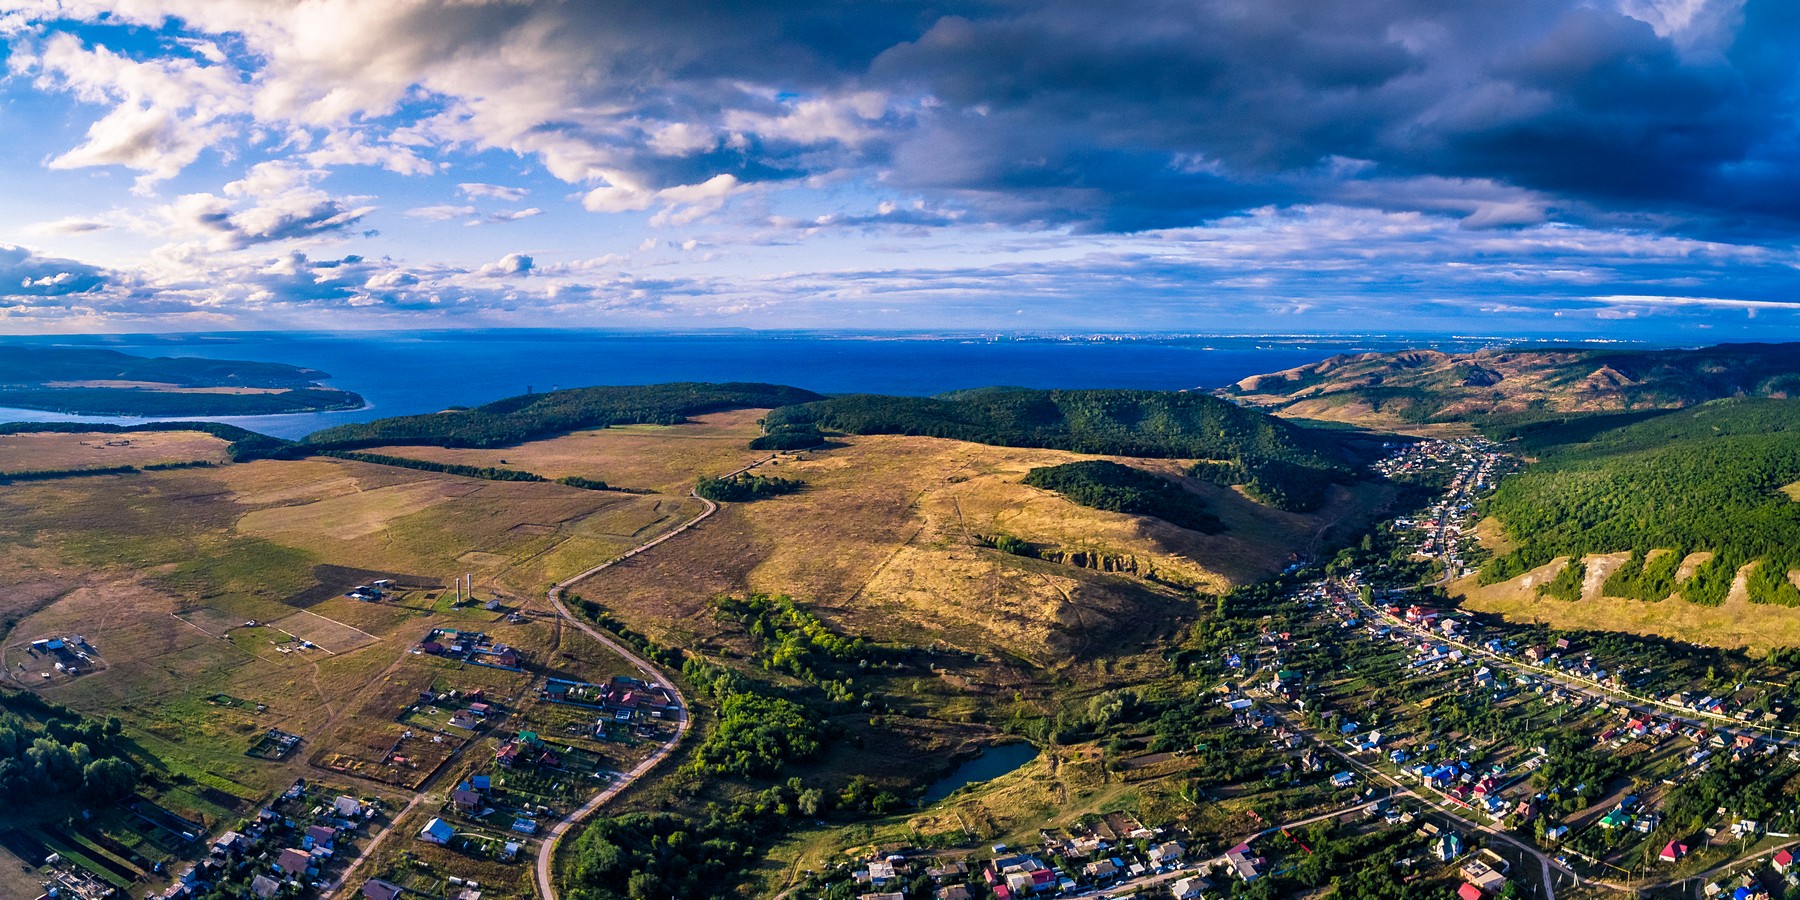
[0, 330, 1482, 439]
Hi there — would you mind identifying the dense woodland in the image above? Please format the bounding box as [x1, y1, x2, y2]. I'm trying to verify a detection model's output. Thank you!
[1021, 460, 1224, 533]
[763, 387, 1343, 463]
[1480, 399, 1800, 606]
[304, 382, 823, 448]
[0, 691, 138, 806]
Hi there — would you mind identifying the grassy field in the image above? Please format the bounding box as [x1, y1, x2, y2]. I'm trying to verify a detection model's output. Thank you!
[0, 429, 229, 472]
[574, 432, 1392, 666]
[0, 446, 658, 837]
[363, 407, 772, 493]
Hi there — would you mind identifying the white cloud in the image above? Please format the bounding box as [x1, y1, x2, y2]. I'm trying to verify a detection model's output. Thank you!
[478, 252, 534, 278]
[406, 204, 476, 221]
[24, 30, 252, 191]
[458, 183, 530, 201]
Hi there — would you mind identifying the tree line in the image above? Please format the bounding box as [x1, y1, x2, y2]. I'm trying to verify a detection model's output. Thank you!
[303, 382, 823, 449]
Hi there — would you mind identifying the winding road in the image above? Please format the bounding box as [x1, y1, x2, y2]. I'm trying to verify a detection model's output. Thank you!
[532, 455, 779, 900]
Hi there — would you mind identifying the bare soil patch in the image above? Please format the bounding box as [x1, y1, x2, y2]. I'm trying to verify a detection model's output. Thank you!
[267, 610, 379, 653]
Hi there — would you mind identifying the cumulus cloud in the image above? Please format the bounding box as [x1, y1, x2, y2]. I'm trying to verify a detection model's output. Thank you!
[14, 0, 1800, 236]
[5, 0, 1800, 333]
[478, 252, 534, 278]
[406, 204, 477, 221]
[26, 217, 113, 236]
[151, 161, 375, 250]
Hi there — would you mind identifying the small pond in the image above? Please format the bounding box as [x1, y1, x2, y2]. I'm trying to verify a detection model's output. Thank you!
[919, 743, 1040, 805]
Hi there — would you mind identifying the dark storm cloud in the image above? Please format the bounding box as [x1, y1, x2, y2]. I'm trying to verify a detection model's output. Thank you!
[850, 0, 1800, 235]
[0, 245, 111, 302]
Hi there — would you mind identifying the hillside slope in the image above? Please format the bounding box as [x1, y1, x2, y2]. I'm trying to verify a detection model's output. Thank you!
[1221, 342, 1800, 428]
[763, 387, 1374, 510]
[1474, 398, 1800, 607]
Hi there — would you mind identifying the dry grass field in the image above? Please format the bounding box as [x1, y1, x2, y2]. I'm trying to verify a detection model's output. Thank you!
[574, 432, 1392, 667]
[0, 411, 1387, 887]
[0, 430, 229, 471]
[363, 407, 772, 492]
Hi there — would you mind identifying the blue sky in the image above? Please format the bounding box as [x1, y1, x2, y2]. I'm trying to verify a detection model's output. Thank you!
[1, 0, 1798, 338]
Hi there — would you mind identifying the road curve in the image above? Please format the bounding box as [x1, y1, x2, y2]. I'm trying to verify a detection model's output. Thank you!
[534, 456, 777, 900]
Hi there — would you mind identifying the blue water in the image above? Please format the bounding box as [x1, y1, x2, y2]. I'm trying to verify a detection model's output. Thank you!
[920, 742, 1041, 804]
[0, 331, 1458, 439]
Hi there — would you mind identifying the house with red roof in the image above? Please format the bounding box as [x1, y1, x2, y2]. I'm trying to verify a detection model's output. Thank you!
[1458, 883, 1484, 900]
[1660, 841, 1689, 863]
[1774, 848, 1793, 873]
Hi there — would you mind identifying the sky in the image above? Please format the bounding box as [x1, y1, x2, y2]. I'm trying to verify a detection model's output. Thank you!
[1, 0, 1799, 338]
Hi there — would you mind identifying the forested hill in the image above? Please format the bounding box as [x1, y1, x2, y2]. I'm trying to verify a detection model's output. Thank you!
[762, 387, 1368, 511]
[0, 345, 332, 388]
[1222, 342, 1800, 428]
[765, 387, 1341, 464]
[1479, 398, 1800, 606]
[304, 382, 823, 449]
[0, 345, 362, 416]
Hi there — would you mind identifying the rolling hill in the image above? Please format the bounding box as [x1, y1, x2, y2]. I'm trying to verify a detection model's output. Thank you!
[1220, 342, 1800, 429]
[1474, 398, 1800, 607]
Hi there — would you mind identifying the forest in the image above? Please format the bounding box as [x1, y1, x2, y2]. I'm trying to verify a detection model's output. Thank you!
[1479, 399, 1800, 606]
[303, 382, 823, 449]
[763, 387, 1350, 466]
[0, 690, 138, 806]
[1021, 460, 1224, 533]
[0, 387, 364, 417]
[0, 345, 333, 388]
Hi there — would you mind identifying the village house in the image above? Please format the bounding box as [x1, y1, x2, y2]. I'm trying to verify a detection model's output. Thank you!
[1171, 875, 1211, 900]
[363, 879, 405, 900]
[1148, 841, 1185, 868]
[275, 848, 313, 877]
[419, 817, 455, 845]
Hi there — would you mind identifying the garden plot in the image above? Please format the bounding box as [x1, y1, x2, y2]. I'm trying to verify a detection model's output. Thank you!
[268, 609, 380, 653]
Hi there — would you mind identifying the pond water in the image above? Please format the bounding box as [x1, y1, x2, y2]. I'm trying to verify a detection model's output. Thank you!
[920, 743, 1040, 805]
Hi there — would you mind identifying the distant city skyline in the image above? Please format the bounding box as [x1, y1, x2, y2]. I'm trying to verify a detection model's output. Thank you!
[2, 1, 1798, 337]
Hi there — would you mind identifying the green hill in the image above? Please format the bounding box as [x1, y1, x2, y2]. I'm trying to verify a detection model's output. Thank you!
[0, 345, 332, 388]
[305, 382, 824, 449]
[1479, 398, 1800, 606]
[763, 387, 1364, 511]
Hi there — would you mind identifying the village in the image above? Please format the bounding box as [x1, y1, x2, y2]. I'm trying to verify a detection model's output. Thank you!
[786, 438, 1800, 900]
